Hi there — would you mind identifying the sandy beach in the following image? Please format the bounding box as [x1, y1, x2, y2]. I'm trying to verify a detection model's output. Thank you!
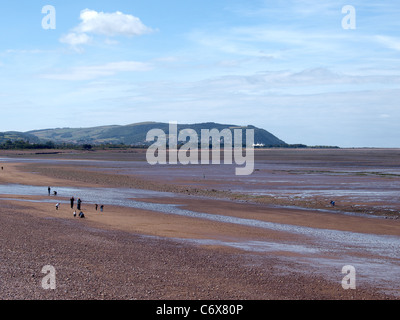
[0, 148, 399, 300]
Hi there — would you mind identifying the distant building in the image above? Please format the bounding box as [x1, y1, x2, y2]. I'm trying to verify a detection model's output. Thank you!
[252, 143, 265, 148]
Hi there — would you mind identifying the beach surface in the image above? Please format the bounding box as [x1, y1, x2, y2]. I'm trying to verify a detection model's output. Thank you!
[0, 148, 399, 300]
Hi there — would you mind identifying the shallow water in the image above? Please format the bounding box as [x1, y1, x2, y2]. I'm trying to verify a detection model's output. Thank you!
[0, 183, 399, 259]
[0, 182, 399, 296]
[2, 157, 400, 206]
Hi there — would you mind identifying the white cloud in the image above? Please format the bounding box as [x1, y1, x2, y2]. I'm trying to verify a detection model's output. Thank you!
[76, 9, 154, 37]
[41, 61, 153, 81]
[60, 9, 154, 48]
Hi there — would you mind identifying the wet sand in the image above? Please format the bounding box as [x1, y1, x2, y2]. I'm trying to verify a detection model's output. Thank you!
[0, 149, 399, 300]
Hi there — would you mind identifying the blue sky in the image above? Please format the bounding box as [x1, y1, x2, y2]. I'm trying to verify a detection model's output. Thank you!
[0, 0, 399, 147]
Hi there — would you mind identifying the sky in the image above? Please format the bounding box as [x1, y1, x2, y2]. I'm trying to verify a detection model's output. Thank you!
[0, 0, 399, 147]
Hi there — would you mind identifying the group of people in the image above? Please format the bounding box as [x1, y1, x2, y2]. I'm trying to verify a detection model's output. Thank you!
[70, 196, 85, 218]
[48, 187, 58, 196]
[69, 196, 82, 210]
[48, 186, 104, 218]
[73, 210, 85, 219]
[95, 203, 104, 212]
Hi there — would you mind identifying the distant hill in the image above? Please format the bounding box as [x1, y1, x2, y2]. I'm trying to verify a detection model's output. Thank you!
[0, 131, 41, 144]
[26, 122, 287, 147]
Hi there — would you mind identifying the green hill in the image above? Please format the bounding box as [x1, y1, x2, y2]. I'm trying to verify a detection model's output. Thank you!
[0, 131, 40, 144]
[28, 125, 121, 145]
[26, 122, 287, 147]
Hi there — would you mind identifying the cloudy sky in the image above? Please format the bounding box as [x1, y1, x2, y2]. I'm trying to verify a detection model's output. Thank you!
[0, 0, 399, 147]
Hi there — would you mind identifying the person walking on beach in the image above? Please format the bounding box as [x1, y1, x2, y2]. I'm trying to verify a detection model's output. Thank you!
[100, 205, 104, 212]
[55, 203, 60, 210]
[70, 196, 75, 209]
[48, 187, 51, 196]
[95, 204, 98, 211]
[77, 198, 82, 210]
